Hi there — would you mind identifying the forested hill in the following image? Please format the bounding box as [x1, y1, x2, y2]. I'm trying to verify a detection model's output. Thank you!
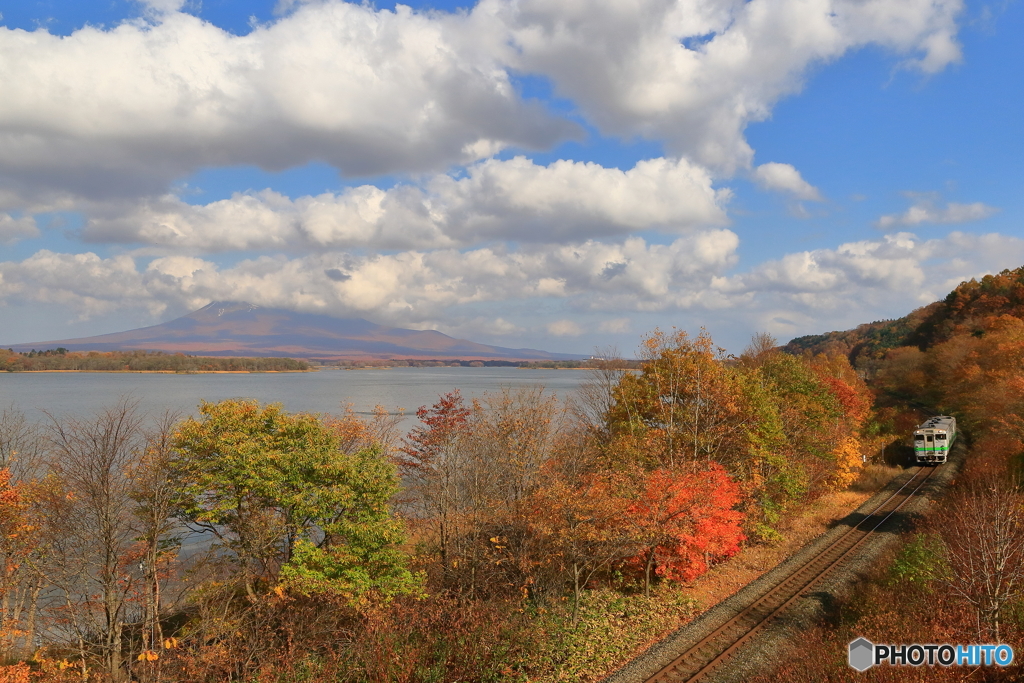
[783, 265, 1024, 369]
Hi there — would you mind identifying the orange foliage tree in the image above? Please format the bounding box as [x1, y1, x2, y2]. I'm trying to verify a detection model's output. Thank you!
[810, 353, 874, 488]
[626, 464, 745, 595]
[606, 328, 750, 471]
[526, 472, 634, 625]
[0, 469, 35, 660]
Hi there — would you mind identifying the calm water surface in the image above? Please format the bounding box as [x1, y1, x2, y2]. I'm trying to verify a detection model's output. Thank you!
[0, 367, 588, 425]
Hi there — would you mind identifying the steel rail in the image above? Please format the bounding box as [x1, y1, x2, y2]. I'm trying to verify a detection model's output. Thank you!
[645, 465, 938, 683]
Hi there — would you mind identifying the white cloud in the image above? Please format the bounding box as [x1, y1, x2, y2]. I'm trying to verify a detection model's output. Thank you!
[725, 231, 1024, 316]
[0, 3, 572, 201]
[82, 156, 730, 250]
[0, 0, 963, 207]
[876, 200, 997, 228]
[502, 0, 962, 171]
[598, 318, 631, 333]
[0, 251, 167, 320]
[547, 320, 584, 337]
[671, 230, 1024, 343]
[4, 229, 1024, 350]
[0, 213, 38, 243]
[0, 231, 741, 328]
[753, 162, 822, 201]
[137, 0, 188, 14]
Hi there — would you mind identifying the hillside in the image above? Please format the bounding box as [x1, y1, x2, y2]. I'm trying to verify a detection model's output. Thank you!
[783, 266, 1024, 369]
[4, 301, 582, 361]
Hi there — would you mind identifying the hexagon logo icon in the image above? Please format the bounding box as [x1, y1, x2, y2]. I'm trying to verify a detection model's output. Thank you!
[849, 637, 875, 672]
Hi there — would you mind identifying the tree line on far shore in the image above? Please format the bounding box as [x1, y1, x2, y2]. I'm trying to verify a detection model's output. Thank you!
[0, 349, 309, 373]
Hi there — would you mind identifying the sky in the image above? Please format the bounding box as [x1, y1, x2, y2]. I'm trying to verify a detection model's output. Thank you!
[0, 0, 1021, 355]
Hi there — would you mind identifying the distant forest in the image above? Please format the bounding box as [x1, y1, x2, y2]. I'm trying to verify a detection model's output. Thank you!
[0, 348, 310, 372]
[0, 349, 634, 372]
[783, 265, 1024, 374]
[327, 358, 642, 369]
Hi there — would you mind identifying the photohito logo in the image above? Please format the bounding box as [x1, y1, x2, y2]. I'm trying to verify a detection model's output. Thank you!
[848, 638, 1014, 671]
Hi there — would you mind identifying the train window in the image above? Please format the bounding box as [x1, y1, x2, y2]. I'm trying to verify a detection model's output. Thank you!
[914, 435, 924, 441]
[926, 436, 934, 442]
[936, 434, 946, 440]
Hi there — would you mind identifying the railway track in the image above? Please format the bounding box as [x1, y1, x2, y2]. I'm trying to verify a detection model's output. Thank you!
[643, 465, 939, 683]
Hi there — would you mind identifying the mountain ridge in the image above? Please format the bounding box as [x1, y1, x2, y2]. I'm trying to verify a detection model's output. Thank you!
[782, 265, 1024, 370]
[4, 301, 583, 361]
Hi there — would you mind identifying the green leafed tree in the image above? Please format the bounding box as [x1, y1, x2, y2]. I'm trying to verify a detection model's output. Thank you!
[171, 399, 421, 605]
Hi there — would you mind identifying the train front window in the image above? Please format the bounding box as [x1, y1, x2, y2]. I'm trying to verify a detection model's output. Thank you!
[926, 436, 934, 443]
[936, 434, 946, 440]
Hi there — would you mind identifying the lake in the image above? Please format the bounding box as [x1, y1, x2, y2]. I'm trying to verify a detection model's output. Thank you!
[0, 367, 590, 427]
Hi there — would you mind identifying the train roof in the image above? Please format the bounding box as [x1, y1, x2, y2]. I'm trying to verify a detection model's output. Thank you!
[916, 415, 956, 430]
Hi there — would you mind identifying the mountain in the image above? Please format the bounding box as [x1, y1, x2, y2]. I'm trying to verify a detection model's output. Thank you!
[783, 266, 1024, 369]
[5, 301, 583, 361]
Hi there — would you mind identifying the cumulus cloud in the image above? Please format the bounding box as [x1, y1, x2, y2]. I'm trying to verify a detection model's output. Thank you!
[725, 231, 1024, 313]
[0, 213, 38, 243]
[876, 200, 997, 228]
[4, 229, 1024, 349]
[82, 156, 729, 250]
[598, 318, 631, 333]
[503, 0, 962, 171]
[0, 0, 963, 206]
[0, 231, 741, 326]
[0, 0, 979, 348]
[0, 3, 573, 201]
[0, 251, 166, 320]
[753, 163, 822, 201]
[547, 320, 584, 336]
[137, 0, 188, 14]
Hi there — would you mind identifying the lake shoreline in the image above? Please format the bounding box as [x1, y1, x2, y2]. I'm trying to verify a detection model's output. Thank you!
[3, 369, 314, 374]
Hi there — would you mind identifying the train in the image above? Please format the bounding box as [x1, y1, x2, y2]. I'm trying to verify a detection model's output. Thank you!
[913, 415, 956, 465]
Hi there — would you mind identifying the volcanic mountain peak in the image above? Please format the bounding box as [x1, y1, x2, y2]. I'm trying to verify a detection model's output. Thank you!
[5, 302, 581, 361]
[207, 301, 261, 316]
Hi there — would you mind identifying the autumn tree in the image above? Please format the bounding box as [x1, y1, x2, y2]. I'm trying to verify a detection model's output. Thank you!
[469, 387, 561, 507]
[747, 351, 848, 497]
[0, 407, 45, 482]
[808, 352, 874, 489]
[939, 476, 1024, 641]
[44, 399, 147, 682]
[327, 403, 405, 458]
[128, 412, 185, 676]
[399, 387, 564, 597]
[525, 471, 634, 625]
[573, 346, 629, 430]
[606, 328, 749, 471]
[172, 399, 419, 603]
[397, 391, 472, 580]
[626, 464, 745, 595]
[0, 468, 34, 661]
[0, 409, 49, 663]
[732, 334, 876, 538]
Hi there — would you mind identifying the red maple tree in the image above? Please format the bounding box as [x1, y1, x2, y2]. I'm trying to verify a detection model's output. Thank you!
[626, 463, 745, 594]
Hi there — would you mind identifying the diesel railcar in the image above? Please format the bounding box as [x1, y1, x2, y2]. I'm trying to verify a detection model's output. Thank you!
[913, 415, 956, 465]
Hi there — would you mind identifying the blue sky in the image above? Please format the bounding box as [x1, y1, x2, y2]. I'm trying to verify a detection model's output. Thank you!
[0, 0, 1021, 354]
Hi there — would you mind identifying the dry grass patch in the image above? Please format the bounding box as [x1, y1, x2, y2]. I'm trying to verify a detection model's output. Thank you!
[850, 463, 903, 492]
